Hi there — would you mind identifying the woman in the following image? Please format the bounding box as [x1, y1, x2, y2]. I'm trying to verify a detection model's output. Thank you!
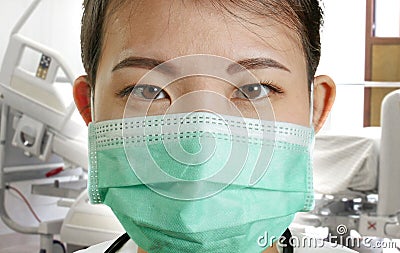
[73, 0, 353, 252]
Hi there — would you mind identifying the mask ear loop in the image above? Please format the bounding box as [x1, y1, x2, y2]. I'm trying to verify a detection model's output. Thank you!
[309, 82, 314, 128]
[90, 86, 95, 122]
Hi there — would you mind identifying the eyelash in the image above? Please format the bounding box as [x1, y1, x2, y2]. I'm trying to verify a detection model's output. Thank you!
[256, 80, 284, 95]
[115, 85, 137, 98]
[115, 81, 284, 98]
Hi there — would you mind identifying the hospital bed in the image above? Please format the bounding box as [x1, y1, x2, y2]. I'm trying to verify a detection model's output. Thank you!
[293, 88, 400, 249]
[0, 1, 124, 252]
[0, 1, 98, 252]
[1, 1, 399, 253]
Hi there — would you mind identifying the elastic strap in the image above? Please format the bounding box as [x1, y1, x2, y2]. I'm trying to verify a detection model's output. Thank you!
[90, 86, 95, 121]
[309, 82, 314, 127]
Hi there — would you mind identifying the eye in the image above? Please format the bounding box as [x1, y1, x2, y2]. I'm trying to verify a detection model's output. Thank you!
[233, 82, 282, 100]
[116, 84, 168, 100]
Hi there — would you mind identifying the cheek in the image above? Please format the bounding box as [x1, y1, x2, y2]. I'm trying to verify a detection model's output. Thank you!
[124, 99, 171, 117]
[273, 88, 310, 126]
[94, 85, 125, 122]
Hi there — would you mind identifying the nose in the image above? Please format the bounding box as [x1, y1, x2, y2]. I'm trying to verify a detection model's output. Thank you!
[166, 76, 243, 117]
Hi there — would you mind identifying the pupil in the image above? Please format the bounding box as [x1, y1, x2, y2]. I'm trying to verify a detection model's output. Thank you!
[245, 84, 261, 98]
[248, 85, 259, 92]
[143, 86, 160, 98]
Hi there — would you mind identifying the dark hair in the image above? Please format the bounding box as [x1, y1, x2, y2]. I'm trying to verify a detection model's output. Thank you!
[81, 0, 323, 87]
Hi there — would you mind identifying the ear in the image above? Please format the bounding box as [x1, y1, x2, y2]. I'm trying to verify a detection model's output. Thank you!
[73, 75, 92, 125]
[312, 75, 336, 133]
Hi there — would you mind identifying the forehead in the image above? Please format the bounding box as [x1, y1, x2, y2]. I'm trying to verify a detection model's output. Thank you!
[101, 0, 305, 66]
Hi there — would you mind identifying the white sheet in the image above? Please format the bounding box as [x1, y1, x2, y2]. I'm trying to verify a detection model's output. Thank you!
[313, 127, 380, 194]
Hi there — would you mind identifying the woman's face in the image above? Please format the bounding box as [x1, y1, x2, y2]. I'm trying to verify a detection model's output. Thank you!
[94, 0, 310, 125]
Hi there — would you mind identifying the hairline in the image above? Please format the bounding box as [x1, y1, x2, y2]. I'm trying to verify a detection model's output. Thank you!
[85, 0, 319, 90]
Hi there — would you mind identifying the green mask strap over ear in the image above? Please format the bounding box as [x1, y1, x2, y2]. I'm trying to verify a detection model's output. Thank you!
[90, 86, 95, 122]
[309, 82, 314, 128]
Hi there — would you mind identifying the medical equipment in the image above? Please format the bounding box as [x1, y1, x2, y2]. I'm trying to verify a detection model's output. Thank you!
[294, 88, 400, 248]
[0, 1, 125, 252]
[104, 233, 131, 253]
[60, 191, 125, 252]
[359, 88, 400, 238]
[0, 1, 114, 252]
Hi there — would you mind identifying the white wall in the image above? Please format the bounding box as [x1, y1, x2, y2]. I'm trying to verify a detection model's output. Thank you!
[375, 0, 400, 37]
[316, 0, 366, 131]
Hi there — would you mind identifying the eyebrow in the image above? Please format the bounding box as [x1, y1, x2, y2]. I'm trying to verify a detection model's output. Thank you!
[112, 56, 175, 75]
[112, 56, 291, 74]
[228, 58, 291, 74]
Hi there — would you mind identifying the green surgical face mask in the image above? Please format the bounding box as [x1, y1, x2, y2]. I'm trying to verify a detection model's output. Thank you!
[88, 112, 315, 253]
